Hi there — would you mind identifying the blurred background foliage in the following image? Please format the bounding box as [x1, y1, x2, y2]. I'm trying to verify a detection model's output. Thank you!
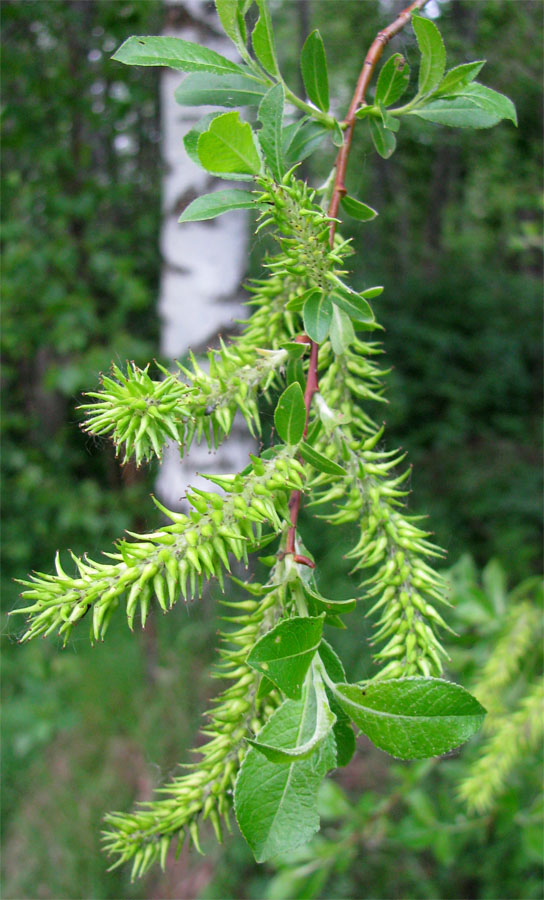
[1, 1, 542, 898]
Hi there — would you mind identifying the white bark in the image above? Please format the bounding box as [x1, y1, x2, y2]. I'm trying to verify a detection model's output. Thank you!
[156, 0, 254, 508]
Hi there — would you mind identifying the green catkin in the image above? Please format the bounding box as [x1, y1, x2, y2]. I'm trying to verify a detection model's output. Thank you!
[102, 571, 288, 877]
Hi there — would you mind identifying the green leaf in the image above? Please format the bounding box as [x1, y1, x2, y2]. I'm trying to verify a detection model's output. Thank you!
[283, 119, 328, 168]
[183, 113, 222, 167]
[340, 195, 378, 222]
[286, 357, 304, 390]
[175, 72, 267, 108]
[303, 292, 333, 343]
[410, 98, 501, 129]
[369, 117, 396, 159]
[274, 382, 306, 445]
[285, 286, 320, 313]
[334, 677, 486, 760]
[280, 339, 307, 359]
[197, 111, 262, 176]
[302, 585, 356, 617]
[461, 82, 517, 125]
[330, 305, 356, 355]
[178, 189, 257, 223]
[318, 642, 355, 767]
[331, 119, 344, 147]
[235, 686, 336, 862]
[252, 0, 280, 76]
[330, 281, 374, 323]
[412, 14, 446, 95]
[258, 83, 285, 180]
[247, 615, 324, 699]
[248, 674, 336, 762]
[375, 53, 410, 107]
[299, 442, 346, 476]
[300, 30, 329, 113]
[215, 0, 248, 55]
[112, 35, 245, 76]
[378, 102, 400, 132]
[433, 60, 486, 96]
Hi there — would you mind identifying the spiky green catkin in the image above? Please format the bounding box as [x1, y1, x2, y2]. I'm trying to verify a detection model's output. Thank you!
[472, 601, 541, 720]
[313, 344, 450, 678]
[103, 573, 287, 879]
[81, 343, 288, 466]
[13, 452, 305, 644]
[459, 674, 544, 813]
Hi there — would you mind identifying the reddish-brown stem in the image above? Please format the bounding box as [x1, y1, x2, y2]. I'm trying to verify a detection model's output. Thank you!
[285, 0, 428, 564]
[328, 0, 429, 239]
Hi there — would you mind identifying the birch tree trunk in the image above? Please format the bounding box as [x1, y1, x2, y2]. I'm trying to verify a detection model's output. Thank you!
[155, 0, 253, 509]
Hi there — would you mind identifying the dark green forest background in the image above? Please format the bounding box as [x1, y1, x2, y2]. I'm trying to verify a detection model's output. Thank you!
[2, 1, 542, 898]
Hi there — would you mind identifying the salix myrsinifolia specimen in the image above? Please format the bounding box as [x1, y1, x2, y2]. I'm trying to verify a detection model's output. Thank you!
[12, 0, 517, 877]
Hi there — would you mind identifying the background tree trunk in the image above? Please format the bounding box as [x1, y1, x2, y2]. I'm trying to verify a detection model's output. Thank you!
[156, 0, 254, 509]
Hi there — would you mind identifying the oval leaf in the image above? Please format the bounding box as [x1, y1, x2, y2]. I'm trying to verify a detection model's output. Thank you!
[247, 615, 324, 699]
[234, 688, 336, 862]
[178, 189, 256, 223]
[300, 30, 329, 113]
[461, 82, 517, 125]
[412, 14, 446, 95]
[330, 282, 374, 323]
[283, 119, 328, 167]
[274, 382, 306, 445]
[369, 117, 396, 159]
[334, 677, 486, 760]
[175, 72, 267, 108]
[197, 111, 262, 176]
[303, 292, 333, 343]
[330, 305, 356, 355]
[113, 35, 245, 76]
[375, 53, 410, 107]
[341, 195, 378, 222]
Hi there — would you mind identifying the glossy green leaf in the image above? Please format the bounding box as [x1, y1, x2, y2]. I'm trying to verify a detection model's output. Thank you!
[283, 119, 328, 167]
[331, 119, 344, 147]
[247, 615, 324, 699]
[258, 83, 285, 180]
[175, 72, 266, 108]
[340, 195, 378, 222]
[184, 113, 223, 167]
[197, 111, 262, 176]
[299, 442, 347, 475]
[375, 53, 410, 107]
[252, 0, 280, 76]
[303, 292, 333, 343]
[412, 14, 446, 95]
[280, 339, 308, 359]
[461, 82, 517, 125]
[300, 29, 329, 112]
[410, 98, 501, 129]
[113, 35, 245, 76]
[318, 642, 355, 767]
[247, 674, 335, 762]
[178, 189, 257, 223]
[234, 687, 336, 862]
[330, 305, 356, 355]
[369, 117, 396, 159]
[274, 382, 306, 445]
[433, 60, 486, 96]
[334, 677, 486, 760]
[330, 281, 374, 323]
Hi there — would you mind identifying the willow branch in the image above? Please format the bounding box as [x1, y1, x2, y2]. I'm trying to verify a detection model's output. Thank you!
[285, 0, 428, 563]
